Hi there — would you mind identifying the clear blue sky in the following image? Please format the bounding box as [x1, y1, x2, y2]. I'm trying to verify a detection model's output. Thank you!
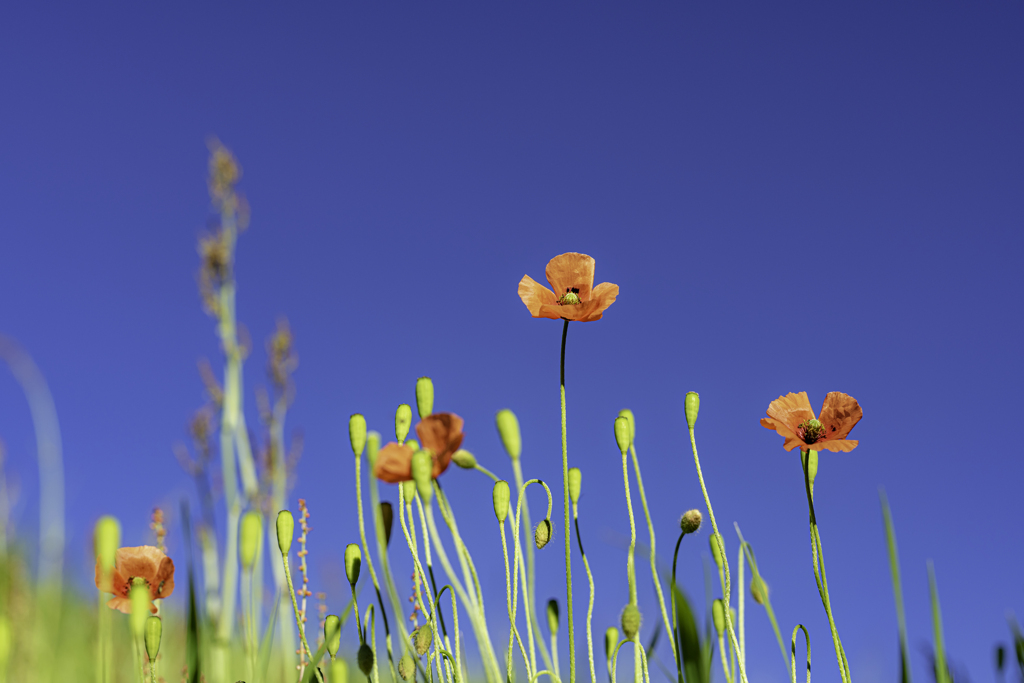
[1, 3, 1022, 681]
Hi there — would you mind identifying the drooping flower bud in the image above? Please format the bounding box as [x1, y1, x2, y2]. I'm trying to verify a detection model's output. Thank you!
[331, 658, 350, 683]
[94, 516, 121, 572]
[379, 502, 394, 547]
[144, 616, 162, 662]
[452, 449, 476, 469]
[416, 377, 434, 420]
[679, 510, 702, 535]
[358, 643, 375, 675]
[546, 599, 560, 636]
[535, 519, 552, 549]
[711, 599, 725, 636]
[367, 431, 381, 467]
[685, 392, 700, 430]
[398, 654, 416, 680]
[709, 534, 724, 571]
[344, 543, 362, 587]
[396, 404, 413, 444]
[617, 409, 636, 447]
[568, 467, 582, 506]
[325, 614, 341, 657]
[276, 510, 294, 556]
[349, 414, 367, 457]
[495, 409, 522, 460]
[620, 604, 641, 640]
[614, 416, 631, 455]
[413, 624, 433, 656]
[604, 626, 619, 660]
[130, 580, 150, 637]
[411, 450, 433, 504]
[492, 481, 510, 523]
[240, 510, 262, 570]
[750, 576, 769, 605]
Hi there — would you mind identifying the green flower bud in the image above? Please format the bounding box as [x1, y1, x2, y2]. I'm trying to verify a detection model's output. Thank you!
[400, 481, 416, 505]
[144, 616, 162, 662]
[239, 510, 262, 569]
[568, 467, 582, 505]
[350, 414, 367, 457]
[452, 449, 476, 469]
[546, 599, 560, 636]
[750, 576, 769, 606]
[679, 509, 702, 535]
[492, 481, 510, 523]
[604, 626, 619, 660]
[534, 519, 552, 549]
[711, 599, 725, 635]
[367, 431, 381, 467]
[405, 439, 420, 451]
[94, 515, 122, 571]
[358, 643, 375, 675]
[709, 534, 724, 571]
[331, 659, 350, 683]
[620, 604, 641, 640]
[325, 614, 341, 657]
[398, 654, 416, 680]
[344, 543, 362, 586]
[276, 510, 294, 556]
[130, 580, 150, 637]
[416, 377, 434, 419]
[617, 409, 636, 447]
[614, 416, 631, 455]
[413, 624, 433, 656]
[495, 409, 522, 460]
[395, 404, 413, 444]
[684, 392, 699, 430]
[379, 502, 394, 547]
[411, 449, 433, 504]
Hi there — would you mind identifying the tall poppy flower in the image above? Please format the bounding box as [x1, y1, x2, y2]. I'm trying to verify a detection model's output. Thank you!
[518, 252, 619, 322]
[95, 545, 175, 614]
[374, 413, 464, 483]
[760, 391, 862, 452]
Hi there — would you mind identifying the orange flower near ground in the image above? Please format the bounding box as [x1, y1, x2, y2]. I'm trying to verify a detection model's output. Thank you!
[518, 252, 619, 322]
[761, 391, 863, 453]
[95, 545, 175, 614]
[374, 413, 465, 483]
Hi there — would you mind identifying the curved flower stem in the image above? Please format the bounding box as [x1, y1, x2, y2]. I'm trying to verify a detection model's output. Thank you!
[610, 639, 630, 683]
[571, 504, 597, 683]
[416, 495, 449, 640]
[687, 427, 747, 683]
[511, 480, 554, 681]
[398, 489, 446, 683]
[435, 585, 462, 683]
[619, 443, 640, 683]
[559, 319, 576, 683]
[501, 519, 532, 681]
[669, 532, 685, 683]
[512, 457, 551, 674]
[282, 550, 325, 683]
[368, 471, 408, 670]
[790, 625, 811, 683]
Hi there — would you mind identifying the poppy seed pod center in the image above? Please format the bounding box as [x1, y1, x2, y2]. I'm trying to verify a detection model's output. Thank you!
[557, 287, 582, 305]
[797, 418, 825, 444]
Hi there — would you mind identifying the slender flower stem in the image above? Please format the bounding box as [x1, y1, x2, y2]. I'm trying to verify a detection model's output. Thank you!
[512, 457, 551, 674]
[734, 525, 788, 677]
[571, 505, 597, 683]
[559, 319, 576, 683]
[669, 532, 687, 683]
[737, 545, 745, 672]
[510, 481, 553, 682]
[619, 443, 640, 683]
[501, 521, 531, 681]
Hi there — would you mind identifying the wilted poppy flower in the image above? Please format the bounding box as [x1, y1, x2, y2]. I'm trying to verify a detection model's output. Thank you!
[95, 545, 175, 614]
[518, 252, 619, 322]
[761, 392, 862, 452]
[374, 413, 465, 483]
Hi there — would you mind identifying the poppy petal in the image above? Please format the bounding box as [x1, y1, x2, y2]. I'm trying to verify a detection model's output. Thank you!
[760, 417, 800, 442]
[545, 253, 596, 302]
[518, 276, 558, 318]
[816, 439, 859, 453]
[765, 392, 816, 434]
[818, 392, 862, 441]
[373, 443, 416, 483]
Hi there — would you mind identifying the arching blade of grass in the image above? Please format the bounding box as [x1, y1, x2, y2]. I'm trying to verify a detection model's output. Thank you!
[880, 491, 911, 683]
[256, 592, 281, 683]
[928, 562, 950, 683]
[670, 583, 711, 683]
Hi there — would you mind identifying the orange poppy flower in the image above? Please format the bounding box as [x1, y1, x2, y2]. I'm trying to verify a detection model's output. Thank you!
[94, 545, 175, 614]
[518, 252, 619, 322]
[761, 392, 862, 453]
[374, 413, 465, 483]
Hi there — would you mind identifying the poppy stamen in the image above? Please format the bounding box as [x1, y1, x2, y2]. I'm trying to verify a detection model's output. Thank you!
[558, 287, 582, 306]
[796, 419, 825, 445]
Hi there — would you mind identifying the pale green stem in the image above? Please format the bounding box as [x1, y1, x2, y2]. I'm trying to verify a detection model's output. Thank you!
[737, 545, 745, 671]
[398, 489, 446, 683]
[368, 470, 409, 678]
[269, 398, 295, 675]
[733, 526, 788, 677]
[435, 586, 462, 683]
[558, 319, 576, 683]
[928, 562, 950, 683]
[509, 480, 554, 681]
[571, 503, 596, 683]
[513, 457, 551, 673]
[791, 625, 811, 683]
[501, 522, 532, 681]
[368, 605, 381, 683]
[282, 552, 324, 683]
[717, 632, 732, 683]
[618, 446, 639, 683]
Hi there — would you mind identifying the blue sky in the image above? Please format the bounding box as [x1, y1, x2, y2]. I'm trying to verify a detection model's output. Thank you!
[1, 2, 1022, 681]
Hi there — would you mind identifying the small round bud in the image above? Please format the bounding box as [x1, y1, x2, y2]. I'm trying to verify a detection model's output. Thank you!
[325, 614, 342, 657]
[604, 626, 619, 660]
[94, 516, 121, 571]
[495, 409, 522, 460]
[276, 510, 294, 556]
[240, 510, 262, 569]
[679, 510, 702, 535]
[620, 604, 641, 640]
[568, 468, 582, 506]
[350, 414, 367, 457]
[492, 481, 511, 523]
[416, 377, 434, 420]
[452, 449, 476, 469]
[406, 439, 420, 451]
[709, 534, 724, 571]
[750, 576, 769, 605]
[130, 580, 150, 637]
[711, 599, 725, 635]
[546, 599, 560, 636]
[411, 449, 434, 504]
[684, 392, 700, 430]
[617, 409, 636, 447]
[413, 624, 433, 656]
[398, 654, 416, 680]
[344, 543, 362, 586]
[614, 416, 631, 455]
[358, 643, 375, 675]
[395, 404, 413, 443]
[379, 502, 394, 547]
[331, 659, 350, 683]
[535, 519, 552, 550]
[400, 481, 417, 505]
[367, 431, 381, 467]
[144, 615, 162, 661]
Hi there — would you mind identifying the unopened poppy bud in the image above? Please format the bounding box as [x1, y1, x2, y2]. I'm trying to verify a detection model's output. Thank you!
[604, 626, 619, 660]
[358, 643, 375, 675]
[325, 614, 341, 657]
[94, 515, 121, 571]
[679, 510, 702, 535]
[709, 534, 724, 571]
[240, 511, 262, 569]
[331, 659, 350, 683]
[400, 481, 416, 505]
[568, 467, 582, 506]
[411, 450, 433, 504]
[495, 409, 522, 460]
[547, 599, 560, 636]
[452, 449, 476, 469]
[396, 404, 413, 444]
[614, 416, 631, 455]
[492, 481, 510, 523]
[711, 599, 725, 635]
[367, 431, 381, 467]
[398, 654, 416, 680]
[379, 502, 394, 547]
[685, 392, 700, 430]
[620, 604, 641, 640]
[617, 409, 636, 447]
[276, 510, 294, 555]
[144, 616, 162, 661]
[350, 414, 367, 457]
[130, 580, 150, 637]
[344, 543, 362, 586]
[535, 519, 552, 549]
[750, 576, 769, 605]
[413, 624, 433, 656]
[406, 439, 419, 451]
[416, 377, 434, 419]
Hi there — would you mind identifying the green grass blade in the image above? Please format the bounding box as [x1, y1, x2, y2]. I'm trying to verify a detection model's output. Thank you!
[880, 490, 911, 683]
[928, 561, 950, 683]
[256, 591, 281, 683]
[181, 501, 201, 683]
[670, 583, 710, 683]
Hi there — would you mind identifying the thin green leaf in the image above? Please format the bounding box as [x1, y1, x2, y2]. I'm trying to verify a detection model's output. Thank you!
[671, 583, 710, 683]
[880, 490, 911, 683]
[928, 561, 951, 683]
[256, 591, 281, 683]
